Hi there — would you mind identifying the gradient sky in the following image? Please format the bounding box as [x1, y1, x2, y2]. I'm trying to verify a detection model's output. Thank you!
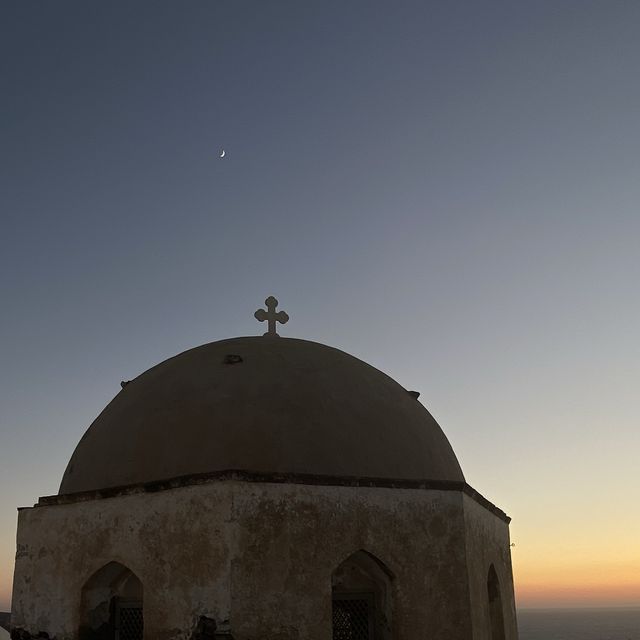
[1, 1, 639, 611]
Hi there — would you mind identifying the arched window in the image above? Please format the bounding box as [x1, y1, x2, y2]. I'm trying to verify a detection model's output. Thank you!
[79, 561, 143, 640]
[331, 550, 392, 640]
[487, 564, 505, 640]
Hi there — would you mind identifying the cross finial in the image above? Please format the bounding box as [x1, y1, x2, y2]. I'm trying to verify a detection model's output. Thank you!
[254, 296, 289, 337]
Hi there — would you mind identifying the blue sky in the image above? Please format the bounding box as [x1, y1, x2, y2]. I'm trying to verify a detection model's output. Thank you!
[1, 1, 640, 608]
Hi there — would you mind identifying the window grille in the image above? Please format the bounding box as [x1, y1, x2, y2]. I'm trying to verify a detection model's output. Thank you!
[116, 601, 143, 640]
[332, 594, 374, 640]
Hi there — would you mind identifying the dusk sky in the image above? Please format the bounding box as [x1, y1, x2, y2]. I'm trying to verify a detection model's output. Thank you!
[1, 1, 640, 611]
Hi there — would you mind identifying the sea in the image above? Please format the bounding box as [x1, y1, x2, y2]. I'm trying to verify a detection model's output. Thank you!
[0, 607, 638, 639]
[518, 607, 640, 640]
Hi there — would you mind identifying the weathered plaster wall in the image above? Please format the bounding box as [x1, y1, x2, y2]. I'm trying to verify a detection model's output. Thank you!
[229, 483, 472, 640]
[12, 480, 515, 640]
[462, 493, 518, 640]
[12, 483, 235, 639]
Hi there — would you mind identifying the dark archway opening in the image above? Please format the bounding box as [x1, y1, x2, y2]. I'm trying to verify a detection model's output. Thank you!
[331, 550, 393, 640]
[79, 562, 143, 640]
[487, 564, 505, 640]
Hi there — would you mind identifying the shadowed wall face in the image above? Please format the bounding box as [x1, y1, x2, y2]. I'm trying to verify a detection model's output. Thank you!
[488, 565, 506, 640]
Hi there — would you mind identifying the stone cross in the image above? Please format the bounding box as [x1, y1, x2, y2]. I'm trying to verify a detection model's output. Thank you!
[254, 296, 289, 337]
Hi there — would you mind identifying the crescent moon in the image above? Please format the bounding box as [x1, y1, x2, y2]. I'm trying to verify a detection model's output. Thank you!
[220, 149, 226, 158]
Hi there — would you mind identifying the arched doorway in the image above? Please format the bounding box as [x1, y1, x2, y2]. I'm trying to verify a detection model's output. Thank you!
[487, 564, 505, 640]
[331, 550, 393, 640]
[79, 562, 143, 640]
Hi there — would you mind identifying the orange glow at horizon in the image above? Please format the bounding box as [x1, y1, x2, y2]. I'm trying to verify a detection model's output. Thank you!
[513, 550, 640, 608]
[517, 582, 640, 608]
[0, 578, 11, 613]
[516, 570, 640, 608]
[507, 493, 640, 609]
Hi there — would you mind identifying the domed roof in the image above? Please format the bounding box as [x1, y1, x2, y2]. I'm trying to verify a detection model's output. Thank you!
[59, 337, 464, 495]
